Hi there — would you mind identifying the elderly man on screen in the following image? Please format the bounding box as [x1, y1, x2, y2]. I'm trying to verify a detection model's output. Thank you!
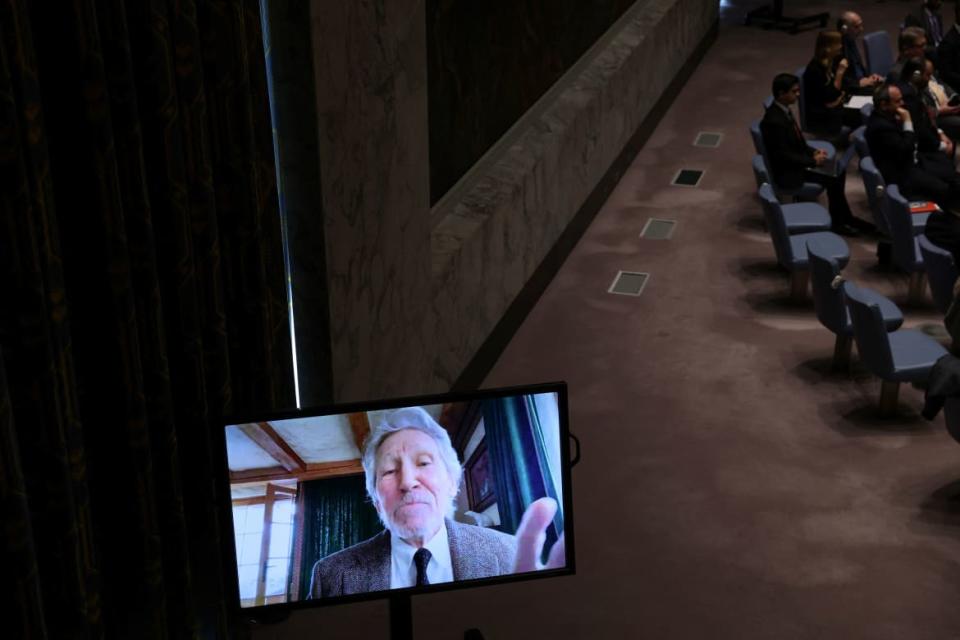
[309, 407, 564, 597]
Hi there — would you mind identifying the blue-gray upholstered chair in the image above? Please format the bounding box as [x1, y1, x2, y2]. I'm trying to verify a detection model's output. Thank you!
[845, 281, 947, 415]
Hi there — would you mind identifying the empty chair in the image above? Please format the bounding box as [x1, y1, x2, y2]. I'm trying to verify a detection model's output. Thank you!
[758, 179, 831, 234]
[845, 281, 947, 415]
[863, 30, 894, 78]
[808, 237, 904, 370]
[851, 126, 869, 160]
[918, 234, 958, 314]
[883, 184, 929, 304]
[759, 183, 850, 301]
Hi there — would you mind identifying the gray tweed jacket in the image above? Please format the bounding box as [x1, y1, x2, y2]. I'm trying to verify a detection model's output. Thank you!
[308, 518, 517, 598]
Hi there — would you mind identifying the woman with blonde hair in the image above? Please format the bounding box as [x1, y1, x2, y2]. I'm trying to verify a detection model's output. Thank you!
[803, 30, 860, 141]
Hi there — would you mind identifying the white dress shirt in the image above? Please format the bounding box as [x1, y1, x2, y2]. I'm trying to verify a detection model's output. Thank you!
[389, 522, 454, 588]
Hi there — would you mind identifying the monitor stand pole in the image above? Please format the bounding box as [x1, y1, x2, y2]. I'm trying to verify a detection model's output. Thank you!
[389, 594, 413, 640]
[389, 594, 487, 639]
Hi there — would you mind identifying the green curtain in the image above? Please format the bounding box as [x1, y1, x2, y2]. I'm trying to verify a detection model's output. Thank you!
[0, 0, 294, 637]
[481, 396, 563, 558]
[296, 475, 383, 598]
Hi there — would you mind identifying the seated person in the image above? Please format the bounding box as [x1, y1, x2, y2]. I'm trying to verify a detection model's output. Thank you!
[937, 0, 960, 92]
[804, 30, 861, 142]
[888, 27, 929, 83]
[898, 57, 956, 154]
[865, 83, 960, 215]
[309, 407, 564, 597]
[913, 57, 960, 142]
[904, 0, 946, 50]
[838, 11, 884, 95]
[761, 73, 866, 236]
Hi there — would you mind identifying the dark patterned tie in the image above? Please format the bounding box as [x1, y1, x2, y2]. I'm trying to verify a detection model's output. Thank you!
[932, 14, 943, 45]
[787, 109, 802, 141]
[413, 548, 431, 586]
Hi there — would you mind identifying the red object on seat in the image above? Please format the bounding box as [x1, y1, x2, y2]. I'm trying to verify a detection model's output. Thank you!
[909, 201, 941, 214]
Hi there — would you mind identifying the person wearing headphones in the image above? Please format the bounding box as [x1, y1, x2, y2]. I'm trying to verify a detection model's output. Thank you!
[899, 57, 955, 155]
[866, 81, 960, 216]
[837, 11, 884, 95]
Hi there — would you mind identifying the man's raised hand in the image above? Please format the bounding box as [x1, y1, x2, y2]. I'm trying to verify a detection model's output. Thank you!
[512, 497, 566, 573]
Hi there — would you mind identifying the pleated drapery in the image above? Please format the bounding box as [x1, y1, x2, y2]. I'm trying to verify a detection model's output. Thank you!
[0, 0, 295, 637]
[481, 396, 563, 558]
[294, 475, 384, 600]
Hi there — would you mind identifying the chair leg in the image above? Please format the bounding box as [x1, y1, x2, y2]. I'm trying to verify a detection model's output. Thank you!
[832, 334, 852, 372]
[790, 270, 809, 303]
[879, 380, 900, 417]
[907, 271, 927, 306]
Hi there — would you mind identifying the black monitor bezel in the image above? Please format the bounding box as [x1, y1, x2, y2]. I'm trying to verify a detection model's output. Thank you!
[214, 381, 576, 618]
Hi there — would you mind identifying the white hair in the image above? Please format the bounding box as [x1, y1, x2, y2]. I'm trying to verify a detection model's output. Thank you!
[361, 406, 463, 520]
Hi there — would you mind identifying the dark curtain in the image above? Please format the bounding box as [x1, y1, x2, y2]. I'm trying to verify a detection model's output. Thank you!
[0, 0, 295, 638]
[481, 396, 563, 559]
[296, 475, 383, 598]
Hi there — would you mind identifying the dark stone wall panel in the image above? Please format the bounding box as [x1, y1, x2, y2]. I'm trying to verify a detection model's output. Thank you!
[427, 0, 636, 204]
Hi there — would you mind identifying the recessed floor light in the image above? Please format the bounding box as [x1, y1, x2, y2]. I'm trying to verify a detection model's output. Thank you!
[672, 168, 704, 187]
[608, 271, 649, 296]
[694, 132, 723, 148]
[640, 218, 676, 240]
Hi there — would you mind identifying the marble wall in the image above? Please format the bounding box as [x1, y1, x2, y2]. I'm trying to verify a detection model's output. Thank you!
[300, 0, 716, 403]
[426, 0, 636, 204]
[430, 0, 719, 388]
[309, 0, 434, 403]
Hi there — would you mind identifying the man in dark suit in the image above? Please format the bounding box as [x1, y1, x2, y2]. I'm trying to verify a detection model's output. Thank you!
[936, 0, 960, 92]
[310, 516, 519, 597]
[906, 0, 946, 52]
[898, 57, 954, 154]
[309, 407, 564, 598]
[866, 82, 960, 213]
[838, 11, 884, 95]
[760, 73, 864, 236]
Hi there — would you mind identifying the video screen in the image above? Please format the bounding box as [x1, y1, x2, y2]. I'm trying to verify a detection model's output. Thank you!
[223, 387, 570, 608]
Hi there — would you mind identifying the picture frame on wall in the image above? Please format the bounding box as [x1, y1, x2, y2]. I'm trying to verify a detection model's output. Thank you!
[465, 440, 495, 511]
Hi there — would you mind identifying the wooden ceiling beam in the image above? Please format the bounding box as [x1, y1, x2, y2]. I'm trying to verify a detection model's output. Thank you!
[348, 412, 371, 453]
[229, 458, 364, 484]
[240, 422, 307, 473]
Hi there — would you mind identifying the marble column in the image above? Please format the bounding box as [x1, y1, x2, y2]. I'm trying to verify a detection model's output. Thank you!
[309, 0, 434, 403]
[263, 0, 333, 407]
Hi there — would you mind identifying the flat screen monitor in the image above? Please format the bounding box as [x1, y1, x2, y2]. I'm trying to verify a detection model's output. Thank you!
[216, 382, 576, 616]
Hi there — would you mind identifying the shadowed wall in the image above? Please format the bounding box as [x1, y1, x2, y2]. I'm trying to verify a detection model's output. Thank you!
[427, 0, 636, 203]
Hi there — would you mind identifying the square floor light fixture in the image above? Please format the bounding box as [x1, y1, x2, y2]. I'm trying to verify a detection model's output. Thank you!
[693, 132, 723, 148]
[671, 168, 704, 187]
[608, 271, 649, 296]
[640, 218, 676, 240]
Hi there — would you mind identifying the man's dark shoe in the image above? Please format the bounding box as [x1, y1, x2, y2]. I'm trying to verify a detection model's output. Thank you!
[832, 223, 860, 237]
